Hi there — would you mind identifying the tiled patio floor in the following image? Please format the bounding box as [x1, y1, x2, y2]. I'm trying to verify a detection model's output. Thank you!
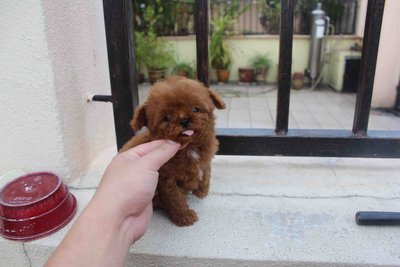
[139, 83, 400, 131]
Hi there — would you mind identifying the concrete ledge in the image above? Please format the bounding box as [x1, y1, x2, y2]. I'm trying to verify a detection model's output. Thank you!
[1, 155, 400, 266]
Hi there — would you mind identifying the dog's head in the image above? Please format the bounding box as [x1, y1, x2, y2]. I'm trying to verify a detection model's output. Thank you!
[131, 76, 226, 147]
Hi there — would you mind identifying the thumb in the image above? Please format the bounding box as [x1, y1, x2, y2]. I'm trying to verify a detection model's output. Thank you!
[137, 140, 180, 171]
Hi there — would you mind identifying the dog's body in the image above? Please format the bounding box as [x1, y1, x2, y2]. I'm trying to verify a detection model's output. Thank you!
[120, 77, 226, 226]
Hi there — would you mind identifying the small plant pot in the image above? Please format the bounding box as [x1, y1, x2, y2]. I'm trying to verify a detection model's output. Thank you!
[176, 70, 189, 77]
[238, 68, 255, 83]
[255, 68, 267, 83]
[292, 72, 304, 90]
[217, 69, 230, 83]
[137, 73, 145, 84]
[148, 68, 165, 84]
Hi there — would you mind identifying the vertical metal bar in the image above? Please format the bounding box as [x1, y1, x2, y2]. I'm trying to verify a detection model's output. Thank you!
[275, 0, 294, 134]
[103, 0, 139, 149]
[195, 0, 209, 87]
[352, 0, 385, 136]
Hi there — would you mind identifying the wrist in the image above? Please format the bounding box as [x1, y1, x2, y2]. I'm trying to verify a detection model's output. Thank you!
[79, 197, 133, 263]
[86, 193, 131, 237]
[46, 194, 132, 267]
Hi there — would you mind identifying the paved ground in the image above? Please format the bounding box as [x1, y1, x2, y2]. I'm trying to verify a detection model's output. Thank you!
[139, 83, 400, 131]
[5, 154, 399, 266]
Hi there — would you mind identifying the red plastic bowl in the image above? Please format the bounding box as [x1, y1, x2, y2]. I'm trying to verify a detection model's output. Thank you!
[0, 172, 77, 241]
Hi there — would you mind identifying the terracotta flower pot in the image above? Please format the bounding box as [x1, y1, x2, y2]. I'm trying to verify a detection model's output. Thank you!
[176, 70, 189, 77]
[137, 73, 145, 84]
[217, 69, 230, 83]
[292, 72, 304, 90]
[238, 68, 255, 83]
[148, 68, 165, 84]
[254, 67, 268, 84]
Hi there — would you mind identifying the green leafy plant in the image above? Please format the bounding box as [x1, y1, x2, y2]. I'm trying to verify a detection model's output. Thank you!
[249, 53, 272, 72]
[173, 62, 194, 77]
[137, 33, 174, 70]
[140, 31, 174, 69]
[133, 6, 174, 70]
[134, 31, 146, 71]
[259, 0, 281, 34]
[209, 0, 250, 70]
[210, 16, 233, 70]
[132, 0, 195, 36]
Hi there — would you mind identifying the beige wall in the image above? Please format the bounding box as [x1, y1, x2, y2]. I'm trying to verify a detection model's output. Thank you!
[162, 0, 399, 109]
[160, 35, 359, 83]
[162, 0, 400, 108]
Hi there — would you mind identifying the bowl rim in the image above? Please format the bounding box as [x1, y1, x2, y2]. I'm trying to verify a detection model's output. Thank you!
[0, 171, 62, 207]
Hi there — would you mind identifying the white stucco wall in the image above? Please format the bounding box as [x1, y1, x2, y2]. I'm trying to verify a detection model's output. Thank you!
[0, 1, 115, 181]
[372, 0, 400, 108]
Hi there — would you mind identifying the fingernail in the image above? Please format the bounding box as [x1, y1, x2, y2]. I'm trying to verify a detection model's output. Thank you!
[166, 140, 179, 145]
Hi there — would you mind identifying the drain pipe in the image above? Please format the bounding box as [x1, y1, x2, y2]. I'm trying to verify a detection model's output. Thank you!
[306, 2, 331, 89]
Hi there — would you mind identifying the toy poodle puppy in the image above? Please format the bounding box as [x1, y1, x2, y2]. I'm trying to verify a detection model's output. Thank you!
[120, 76, 226, 226]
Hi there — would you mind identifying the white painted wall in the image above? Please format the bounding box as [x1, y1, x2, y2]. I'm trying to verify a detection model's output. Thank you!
[372, 0, 400, 108]
[0, 1, 116, 181]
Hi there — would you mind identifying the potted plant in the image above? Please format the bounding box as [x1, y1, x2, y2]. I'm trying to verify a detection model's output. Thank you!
[238, 67, 255, 83]
[292, 72, 304, 90]
[210, 0, 249, 83]
[210, 16, 233, 83]
[249, 53, 272, 83]
[140, 31, 175, 84]
[173, 62, 194, 78]
[133, 6, 175, 83]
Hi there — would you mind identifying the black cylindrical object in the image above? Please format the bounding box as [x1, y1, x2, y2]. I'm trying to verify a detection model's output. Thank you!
[394, 80, 400, 111]
[355, 211, 400, 226]
[90, 95, 113, 103]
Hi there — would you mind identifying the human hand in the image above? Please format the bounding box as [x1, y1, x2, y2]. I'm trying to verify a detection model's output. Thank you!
[91, 140, 180, 243]
[45, 140, 180, 267]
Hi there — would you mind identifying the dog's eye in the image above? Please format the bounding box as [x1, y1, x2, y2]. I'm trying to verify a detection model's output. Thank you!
[191, 107, 200, 113]
[163, 114, 172, 122]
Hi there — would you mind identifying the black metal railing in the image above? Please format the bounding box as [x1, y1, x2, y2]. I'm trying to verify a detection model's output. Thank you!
[101, 0, 400, 158]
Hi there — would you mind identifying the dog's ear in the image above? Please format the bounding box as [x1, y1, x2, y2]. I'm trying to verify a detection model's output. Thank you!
[130, 104, 147, 131]
[208, 88, 226, 109]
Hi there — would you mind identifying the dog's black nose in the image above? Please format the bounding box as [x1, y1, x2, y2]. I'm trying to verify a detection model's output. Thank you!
[180, 119, 190, 128]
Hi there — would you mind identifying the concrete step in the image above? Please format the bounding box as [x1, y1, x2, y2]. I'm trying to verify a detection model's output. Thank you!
[1, 155, 400, 266]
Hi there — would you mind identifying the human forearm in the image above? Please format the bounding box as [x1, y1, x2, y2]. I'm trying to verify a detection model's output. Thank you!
[45, 197, 132, 267]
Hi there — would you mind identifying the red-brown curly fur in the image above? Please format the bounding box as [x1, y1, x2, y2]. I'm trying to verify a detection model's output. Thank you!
[120, 76, 226, 226]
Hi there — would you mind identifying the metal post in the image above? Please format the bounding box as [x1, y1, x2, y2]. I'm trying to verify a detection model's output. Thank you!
[275, 0, 294, 134]
[352, 0, 385, 136]
[195, 0, 209, 87]
[103, 0, 139, 149]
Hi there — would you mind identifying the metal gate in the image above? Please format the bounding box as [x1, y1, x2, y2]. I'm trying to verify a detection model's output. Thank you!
[101, 0, 400, 158]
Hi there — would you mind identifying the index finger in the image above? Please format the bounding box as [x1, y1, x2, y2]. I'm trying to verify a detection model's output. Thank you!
[121, 140, 167, 159]
[136, 141, 181, 171]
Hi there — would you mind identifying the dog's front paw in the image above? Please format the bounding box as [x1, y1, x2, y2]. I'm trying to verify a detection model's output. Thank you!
[192, 187, 208, 199]
[170, 209, 198, 226]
